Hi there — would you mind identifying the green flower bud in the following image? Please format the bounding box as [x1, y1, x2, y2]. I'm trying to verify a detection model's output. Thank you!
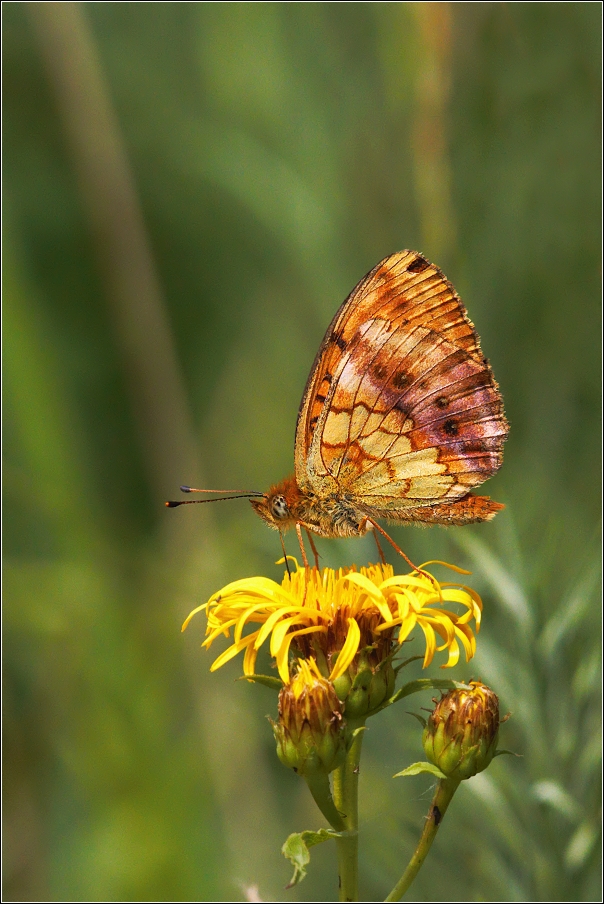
[423, 681, 500, 781]
[336, 651, 396, 719]
[272, 659, 346, 776]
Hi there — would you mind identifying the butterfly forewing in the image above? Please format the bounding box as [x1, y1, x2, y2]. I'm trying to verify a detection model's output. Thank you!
[294, 251, 508, 515]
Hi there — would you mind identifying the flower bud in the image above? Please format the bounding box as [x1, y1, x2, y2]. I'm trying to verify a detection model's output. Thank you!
[333, 650, 396, 719]
[272, 659, 346, 776]
[422, 681, 500, 781]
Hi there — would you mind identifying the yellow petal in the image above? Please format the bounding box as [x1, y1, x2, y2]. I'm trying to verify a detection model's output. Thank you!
[256, 606, 310, 649]
[202, 617, 239, 648]
[329, 618, 361, 681]
[182, 602, 209, 631]
[340, 573, 393, 621]
[419, 620, 437, 667]
[269, 614, 308, 658]
[418, 560, 472, 575]
[454, 623, 476, 661]
[210, 630, 260, 671]
[397, 611, 419, 644]
[243, 640, 258, 676]
[440, 637, 460, 668]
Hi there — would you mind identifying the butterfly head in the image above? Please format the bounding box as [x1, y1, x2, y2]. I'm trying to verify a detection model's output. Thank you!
[250, 475, 301, 530]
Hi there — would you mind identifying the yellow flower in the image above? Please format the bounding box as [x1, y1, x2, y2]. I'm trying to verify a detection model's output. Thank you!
[183, 560, 482, 684]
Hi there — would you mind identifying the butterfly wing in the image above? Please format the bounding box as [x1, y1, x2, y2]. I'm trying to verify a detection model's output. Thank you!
[294, 251, 508, 513]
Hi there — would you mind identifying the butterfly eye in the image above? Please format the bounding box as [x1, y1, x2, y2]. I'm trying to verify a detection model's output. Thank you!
[270, 495, 290, 520]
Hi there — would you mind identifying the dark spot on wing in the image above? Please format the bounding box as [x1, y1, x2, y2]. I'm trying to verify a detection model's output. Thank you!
[392, 371, 410, 390]
[443, 419, 458, 436]
[378, 286, 395, 304]
[435, 396, 449, 409]
[394, 398, 411, 417]
[462, 439, 490, 453]
[331, 330, 347, 351]
[323, 373, 333, 383]
[372, 363, 388, 381]
[310, 416, 319, 429]
[316, 394, 327, 403]
[407, 255, 430, 274]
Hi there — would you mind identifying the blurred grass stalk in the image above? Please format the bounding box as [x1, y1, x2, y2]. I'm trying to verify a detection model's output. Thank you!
[26, 0, 199, 505]
[411, 1, 456, 265]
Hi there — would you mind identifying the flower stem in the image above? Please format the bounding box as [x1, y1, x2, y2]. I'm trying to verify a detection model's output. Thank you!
[304, 771, 346, 833]
[384, 776, 461, 902]
[333, 724, 365, 902]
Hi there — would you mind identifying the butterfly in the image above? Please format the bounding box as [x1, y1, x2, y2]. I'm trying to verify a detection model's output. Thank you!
[249, 250, 508, 566]
[169, 251, 508, 569]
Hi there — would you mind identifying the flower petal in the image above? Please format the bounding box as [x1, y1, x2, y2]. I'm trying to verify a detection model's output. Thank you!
[276, 625, 327, 683]
[329, 618, 361, 681]
[210, 630, 260, 671]
[340, 573, 393, 621]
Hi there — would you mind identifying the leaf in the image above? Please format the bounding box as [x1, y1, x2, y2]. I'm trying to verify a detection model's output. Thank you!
[281, 829, 340, 887]
[237, 673, 283, 690]
[375, 677, 471, 714]
[407, 711, 427, 728]
[394, 654, 425, 674]
[397, 678, 472, 699]
[394, 761, 447, 779]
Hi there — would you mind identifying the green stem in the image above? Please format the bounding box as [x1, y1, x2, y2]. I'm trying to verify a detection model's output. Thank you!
[304, 771, 346, 833]
[333, 724, 365, 902]
[384, 777, 460, 902]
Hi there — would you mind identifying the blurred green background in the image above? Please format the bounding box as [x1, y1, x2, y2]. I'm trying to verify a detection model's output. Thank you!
[3, 2, 601, 901]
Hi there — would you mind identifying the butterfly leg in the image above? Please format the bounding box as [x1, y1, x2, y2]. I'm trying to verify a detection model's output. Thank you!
[304, 528, 321, 569]
[295, 522, 310, 569]
[366, 519, 431, 580]
[371, 528, 387, 566]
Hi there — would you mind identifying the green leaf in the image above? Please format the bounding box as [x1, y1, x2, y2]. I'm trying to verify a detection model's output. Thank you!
[397, 678, 472, 699]
[375, 677, 471, 714]
[347, 725, 367, 745]
[281, 829, 340, 887]
[237, 673, 283, 690]
[407, 711, 428, 729]
[394, 654, 425, 674]
[394, 761, 447, 779]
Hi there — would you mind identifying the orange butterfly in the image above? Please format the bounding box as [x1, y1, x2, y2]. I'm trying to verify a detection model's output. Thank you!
[170, 251, 508, 568]
[250, 251, 508, 565]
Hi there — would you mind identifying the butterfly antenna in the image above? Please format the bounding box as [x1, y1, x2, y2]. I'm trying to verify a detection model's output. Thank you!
[166, 486, 264, 507]
[179, 486, 264, 495]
